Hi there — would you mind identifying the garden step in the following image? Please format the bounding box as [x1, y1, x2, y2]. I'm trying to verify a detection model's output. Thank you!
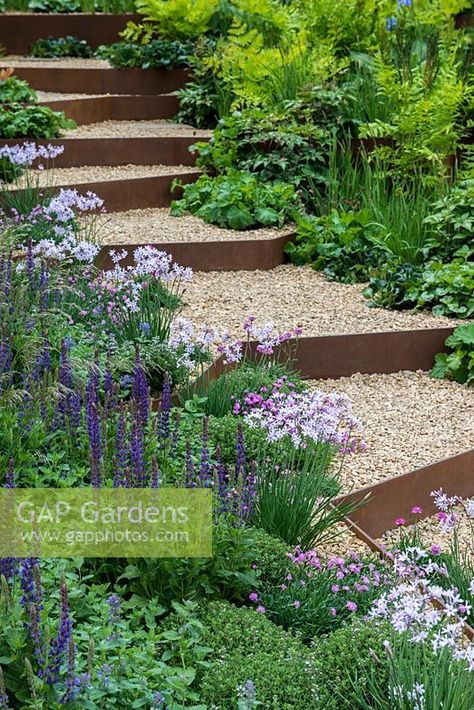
[94, 207, 295, 271]
[64, 119, 210, 140]
[7, 59, 189, 94]
[182, 265, 462, 339]
[7, 166, 200, 212]
[0, 12, 140, 54]
[0, 134, 207, 167]
[39, 94, 180, 125]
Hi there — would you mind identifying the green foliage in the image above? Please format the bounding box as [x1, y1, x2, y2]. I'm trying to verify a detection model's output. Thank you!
[432, 322, 474, 384]
[414, 256, 474, 317]
[135, 0, 220, 40]
[312, 621, 393, 710]
[194, 106, 337, 207]
[0, 158, 24, 184]
[0, 104, 75, 139]
[424, 179, 474, 260]
[190, 360, 304, 417]
[0, 75, 37, 104]
[111, 521, 257, 605]
[29, 35, 93, 58]
[250, 446, 360, 550]
[95, 39, 193, 69]
[247, 527, 292, 587]
[285, 209, 386, 282]
[171, 171, 299, 230]
[363, 261, 424, 310]
[355, 637, 474, 710]
[197, 600, 318, 709]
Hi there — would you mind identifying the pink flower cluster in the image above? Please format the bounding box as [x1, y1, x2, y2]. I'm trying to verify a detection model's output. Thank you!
[243, 315, 302, 355]
[370, 580, 474, 671]
[243, 387, 365, 452]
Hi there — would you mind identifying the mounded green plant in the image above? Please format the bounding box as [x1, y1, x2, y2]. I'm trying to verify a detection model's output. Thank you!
[196, 600, 318, 709]
[95, 38, 193, 69]
[432, 322, 474, 385]
[0, 104, 75, 139]
[0, 75, 37, 104]
[171, 170, 299, 230]
[29, 35, 93, 58]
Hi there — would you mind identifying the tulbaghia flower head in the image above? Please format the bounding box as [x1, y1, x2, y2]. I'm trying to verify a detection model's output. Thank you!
[243, 388, 364, 452]
[0, 142, 64, 168]
[464, 498, 474, 519]
[243, 318, 302, 356]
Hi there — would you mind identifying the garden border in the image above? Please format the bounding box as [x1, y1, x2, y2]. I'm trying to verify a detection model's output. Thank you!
[0, 13, 141, 54]
[39, 94, 180, 125]
[11, 66, 189, 95]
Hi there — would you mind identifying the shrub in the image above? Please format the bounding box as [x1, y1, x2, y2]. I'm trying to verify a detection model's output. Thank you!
[198, 600, 318, 709]
[0, 104, 75, 139]
[95, 38, 193, 69]
[363, 261, 423, 310]
[432, 323, 474, 385]
[0, 75, 37, 104]
[285, 209, 386, 282]
[311, 621, 392, 710]
[247, 527, 292, 587]
[29, 35, 93, 58]
[424, 179, 474, 261]
[413, 256, 474, 318]
[171, 170, 299, 230]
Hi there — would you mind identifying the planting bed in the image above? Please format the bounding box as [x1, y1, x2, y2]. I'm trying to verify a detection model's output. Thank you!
[309, 371, 474, 492]
[183, 265, 464, 336]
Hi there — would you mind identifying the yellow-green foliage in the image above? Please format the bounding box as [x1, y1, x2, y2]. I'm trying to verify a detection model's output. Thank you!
[135, 0, 220, 40]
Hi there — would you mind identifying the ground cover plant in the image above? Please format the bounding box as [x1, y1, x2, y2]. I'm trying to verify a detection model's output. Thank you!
[29, 36, 94, 58]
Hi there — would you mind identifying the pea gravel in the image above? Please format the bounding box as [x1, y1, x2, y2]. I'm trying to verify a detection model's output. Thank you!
[182, 265, 463, 335]
[64, 119, 212, 139]
[309, 371, 474, 493]
[10, 164, 199, 189]
[4, 55, 110, 69]
[95, 208, 292, 244]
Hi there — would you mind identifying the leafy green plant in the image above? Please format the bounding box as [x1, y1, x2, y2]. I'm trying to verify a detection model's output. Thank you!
[285, 209, 386, 282]
[0, 75, 37, 104]
[424, 179, 474, 261]
[194, 106, 333, 207]
[171, 170, 299, 230]
[134, 0, 220, 40]
[0, 104, 75, 139]
[96, 38, 193, 69]
[413, 255, 474, 317]
[363, 261, 424, 310]
[29, 35, 93, 58]
[432, 323, 474, 385]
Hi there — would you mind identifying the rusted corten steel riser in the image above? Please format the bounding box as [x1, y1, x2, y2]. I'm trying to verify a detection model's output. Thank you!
[40, 95, 180, 125]
[0, 137, 202, 167]
[12, 67, 189, 95]
[202, 329, 455, 380]
[0, 13, 140, 54]
[97, 233, 295, 271]
[335, 451, 474, 639]
[6, 173, 198, 212]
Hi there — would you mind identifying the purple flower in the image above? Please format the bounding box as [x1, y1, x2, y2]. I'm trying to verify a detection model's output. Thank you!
[158, 372, 172, 441]
[45, 582, 73, 686]
[346, 601, 358, 612]
[249, 592, 259, 602]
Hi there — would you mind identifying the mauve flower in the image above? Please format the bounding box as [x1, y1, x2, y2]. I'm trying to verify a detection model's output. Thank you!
[430, 544, 442, 556]
[411, 506, 423, 515]
[249, 592, 259, 602]
[256, 605, 266, 614]
[346, 601, 358, 612]
[395, 518, 405, 526]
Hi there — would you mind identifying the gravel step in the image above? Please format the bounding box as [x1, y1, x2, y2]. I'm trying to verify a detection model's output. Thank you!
[95, 208, 290, 244]
[182, 264, 464, 337]
[7, 164, 200, 189]
[63, 119, 211, 139]
[310, 371, 474, 492]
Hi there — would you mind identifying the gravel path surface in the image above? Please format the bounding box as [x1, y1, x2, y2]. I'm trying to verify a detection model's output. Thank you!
[37, 91, 110, 101]
[10, 164, 199, 189]
[182, 265, 462, 335]
[64, 119, 211, 138]
[95, 208, 291, 244]
[4, 55, 110, 68]
[309, 371, 474, 492]
[380, 504, 473, 562]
